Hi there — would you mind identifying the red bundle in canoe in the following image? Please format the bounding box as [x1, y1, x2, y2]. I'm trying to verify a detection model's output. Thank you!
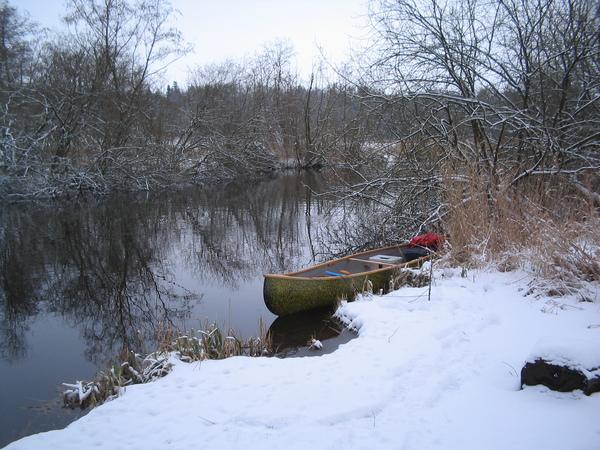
[408, 232, 444, 251]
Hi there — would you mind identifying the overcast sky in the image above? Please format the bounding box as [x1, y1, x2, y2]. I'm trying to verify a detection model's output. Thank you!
[16, 0, 369, 86]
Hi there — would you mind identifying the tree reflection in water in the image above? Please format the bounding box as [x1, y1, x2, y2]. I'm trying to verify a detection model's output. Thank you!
[0, 171, 374, 446]
[0, 225, 39, 362]
[0, 171, 364, 364]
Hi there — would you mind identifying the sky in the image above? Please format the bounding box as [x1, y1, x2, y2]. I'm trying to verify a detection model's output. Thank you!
[16, 0, 369, 86]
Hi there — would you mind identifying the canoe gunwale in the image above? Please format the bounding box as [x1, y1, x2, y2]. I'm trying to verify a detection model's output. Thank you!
[264, 243, 428, 281]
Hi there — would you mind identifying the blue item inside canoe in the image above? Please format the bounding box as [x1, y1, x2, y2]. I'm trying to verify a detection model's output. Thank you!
[324, 270, 344, 277]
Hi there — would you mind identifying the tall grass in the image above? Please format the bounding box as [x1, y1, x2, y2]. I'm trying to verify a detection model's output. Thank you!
[158, 320, 272, 361]
[441, 169, 600, 295]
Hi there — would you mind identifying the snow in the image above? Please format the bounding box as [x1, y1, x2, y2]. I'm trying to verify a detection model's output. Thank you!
[6, 268, 600, 450]
[62, 381, 100, 404]
[308, 338, 323, 350]
[527, 337, 600, 377]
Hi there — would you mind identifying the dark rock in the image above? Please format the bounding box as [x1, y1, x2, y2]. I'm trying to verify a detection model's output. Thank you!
[584, 376, 600, 396]
[521, 359, 587, 392]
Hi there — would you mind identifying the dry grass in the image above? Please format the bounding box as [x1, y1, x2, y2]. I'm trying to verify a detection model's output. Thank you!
[157, 320, 272, 362]
[441, 169, 600, 295]
[62, 350, 172, 409]
[63, 322, 272, 409]
[389, 268, 431, 291]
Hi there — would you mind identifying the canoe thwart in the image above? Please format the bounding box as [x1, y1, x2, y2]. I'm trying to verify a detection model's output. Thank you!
[348, 257, 396, 267]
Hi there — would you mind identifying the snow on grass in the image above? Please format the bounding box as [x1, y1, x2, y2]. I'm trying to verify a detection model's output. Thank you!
[308, 338, 323, 350]
[6, 268, 600, 450]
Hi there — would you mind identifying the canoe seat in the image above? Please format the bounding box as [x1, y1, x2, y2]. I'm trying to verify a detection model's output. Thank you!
[348, 258, 396, 267]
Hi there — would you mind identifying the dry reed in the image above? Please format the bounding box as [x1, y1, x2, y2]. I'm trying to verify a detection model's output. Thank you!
[441, 168, 600, 295]
[63, 322, 272, 409]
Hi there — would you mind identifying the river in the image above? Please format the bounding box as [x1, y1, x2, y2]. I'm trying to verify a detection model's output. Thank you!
[0, 171, 371, 447]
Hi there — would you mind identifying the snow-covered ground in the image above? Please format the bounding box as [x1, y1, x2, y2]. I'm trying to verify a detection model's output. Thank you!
[6, 266, 600, 450]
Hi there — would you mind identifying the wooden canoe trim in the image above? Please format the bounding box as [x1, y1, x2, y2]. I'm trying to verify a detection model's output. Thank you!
[268, 244, 406, 278]
[348, 258, 396, 266]
[264, 251, 428, 282]
[264, 267, 391, 281]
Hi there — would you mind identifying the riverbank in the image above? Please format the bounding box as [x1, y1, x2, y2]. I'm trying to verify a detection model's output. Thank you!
[6, 264, 599, 450]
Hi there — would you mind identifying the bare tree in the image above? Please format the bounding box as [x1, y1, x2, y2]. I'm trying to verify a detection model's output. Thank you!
[1, 0, 193, 199]
[63, 0, 188, 165]
[0, 1, 36, 88]
[331, 0, 600, 240]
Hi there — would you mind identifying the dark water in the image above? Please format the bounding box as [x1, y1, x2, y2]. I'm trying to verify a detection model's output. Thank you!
[0, 171, 361, 447]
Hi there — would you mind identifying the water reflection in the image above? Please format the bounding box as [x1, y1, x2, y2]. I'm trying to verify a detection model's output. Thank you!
[0, 237, 38, 362]
[268, 305, 356, 358]
[0, 171, 366, 446]
[1, 199, 195, 364]
[269, 306, 343, 350]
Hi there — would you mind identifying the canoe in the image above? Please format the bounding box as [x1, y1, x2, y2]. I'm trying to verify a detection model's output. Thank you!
[263, 244, 430, 316]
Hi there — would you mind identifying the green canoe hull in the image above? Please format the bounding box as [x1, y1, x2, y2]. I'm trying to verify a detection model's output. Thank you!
[264, 269, 390, 316]
[263, 250, 427, 316]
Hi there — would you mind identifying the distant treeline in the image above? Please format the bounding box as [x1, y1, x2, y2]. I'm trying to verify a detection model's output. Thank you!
[0, 0, 598, 216]
[0, 0, 389, 199]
